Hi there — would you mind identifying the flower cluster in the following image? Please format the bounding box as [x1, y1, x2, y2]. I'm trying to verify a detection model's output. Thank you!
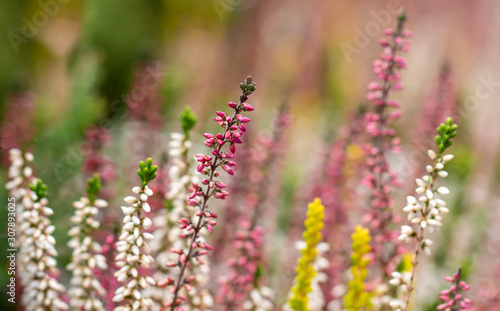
[362, 10, 411, 279]
[218, 221, 264, 309]
[67, 174, 109, 311]
[302, 242, 329, 311]
[385, 253, 413, 311]
[437, 268, 472, 311]
[161, 76, 256, 310]
[113, 158, 158, 311]
[243, 286, 274, 311]
[288, 198, 325, 311]
[151, 108, 214, 309]
[5, 148, 35, 209]
[344, 226, 372, 311]
[395, 118, 458, 311]
[19, 180, 69, 311]
[388, 271, 411, 311]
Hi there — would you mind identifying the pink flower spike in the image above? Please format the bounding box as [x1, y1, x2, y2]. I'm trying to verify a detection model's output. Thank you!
[165, 77, 255, 310]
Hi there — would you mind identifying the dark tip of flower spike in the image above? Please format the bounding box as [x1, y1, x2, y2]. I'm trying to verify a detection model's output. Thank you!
[397, 7, 407, 23]
[240, 76, 257, 100]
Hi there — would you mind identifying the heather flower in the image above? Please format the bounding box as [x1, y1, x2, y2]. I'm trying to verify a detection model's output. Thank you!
[5, 148, 36, 213]
[344, 226, 372, 311]
[113, 158, 158, 311]
[67, 174, 109, 310]
[437, 268, 472, 311]
[216, 106, 290, 309]
[161, 76, 256, 310]
[304, 242, 330, 311]
[243, 286, 274, 311]
[218, 221, 265, 309]
[287, 198, 325, 311]
[214, 105, 290, 265]
[383, 253, 413, 311]
[150, 108, 214, 310]
[394, 118, 458, 311]
[319, 140, 365, 309]
[18, 180, 69, 311]
[362, 10, 411, 280]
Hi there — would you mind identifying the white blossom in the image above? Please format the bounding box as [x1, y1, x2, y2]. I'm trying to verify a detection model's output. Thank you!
[6, 149, 68, 311]
[391, 148, 454, 310]
[67, 195, 109, 310]
[243, 286, 274, 311]
[388, 271, 412, 311]
[113, 185, 156, 310]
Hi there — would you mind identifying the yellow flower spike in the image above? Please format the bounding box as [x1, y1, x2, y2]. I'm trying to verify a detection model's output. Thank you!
[288, 198, 325, 311]
[344, 225, 373, 311]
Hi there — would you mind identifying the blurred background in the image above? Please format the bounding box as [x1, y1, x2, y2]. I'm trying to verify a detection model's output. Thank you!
[1, 0, 500, 310]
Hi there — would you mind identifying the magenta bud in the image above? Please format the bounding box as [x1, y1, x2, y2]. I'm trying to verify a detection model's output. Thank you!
[223, 165, 234, 175]
[242, 103, 254, 111]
